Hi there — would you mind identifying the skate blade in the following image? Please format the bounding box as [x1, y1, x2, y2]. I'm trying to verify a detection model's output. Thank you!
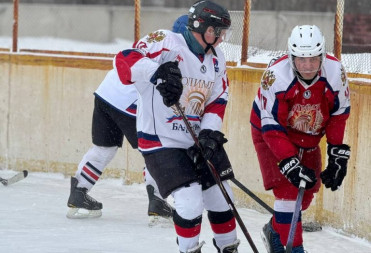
[66, 208, 102, 219]
[148, 215, 173, 228]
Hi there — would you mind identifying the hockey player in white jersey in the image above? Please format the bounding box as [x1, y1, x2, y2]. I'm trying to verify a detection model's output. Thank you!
[66, 69, 173, 220]
[113, 1, 239, 252]
[67, 15, 192, 219]
[67, 14, 190, 221]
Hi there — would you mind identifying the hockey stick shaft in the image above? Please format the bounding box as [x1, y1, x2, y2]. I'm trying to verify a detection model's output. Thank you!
[231, 174, 320, 232]
[175, 103, 259, 253]
[285, 180, 306, 253]
[230, 178, 274, 214]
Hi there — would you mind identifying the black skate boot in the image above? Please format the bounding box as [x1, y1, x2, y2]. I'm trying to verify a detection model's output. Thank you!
[213, 238, 240, 253]
[147, 184, 174, 217]
[291, 245, 306, 253]
[261, 218, 285, 253]
[146, 184, 174, 226]
[66, 177, 102, 219]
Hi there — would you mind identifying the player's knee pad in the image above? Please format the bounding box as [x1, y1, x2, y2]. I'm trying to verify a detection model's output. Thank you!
[203, 181, 234, 212]
[173, 183, 203, 219]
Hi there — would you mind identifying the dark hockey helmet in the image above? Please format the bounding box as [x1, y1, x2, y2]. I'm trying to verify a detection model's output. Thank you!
[187, 0, 231, 38]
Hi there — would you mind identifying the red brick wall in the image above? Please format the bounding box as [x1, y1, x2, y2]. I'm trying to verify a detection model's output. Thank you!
[343, 14, 371, 53]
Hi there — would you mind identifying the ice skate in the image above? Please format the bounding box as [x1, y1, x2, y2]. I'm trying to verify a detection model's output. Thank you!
[261, 218, 285, 253]
[291, 245, 306, 253]
[180, 241, 205, 253]
[213, 239, 240, 253]
[146, 184, 174, 227]
[66, 177, 102, 219]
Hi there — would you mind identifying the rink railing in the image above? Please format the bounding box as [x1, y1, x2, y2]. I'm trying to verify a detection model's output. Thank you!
[0, 52, 370, 242]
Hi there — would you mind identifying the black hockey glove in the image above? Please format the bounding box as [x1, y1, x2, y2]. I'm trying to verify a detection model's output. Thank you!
[320, 144, 350, 191]
[187, 145, 205, 174]
[198, 129, 228, 161]
[153, 61, 183, 107]
[279, 156, 317, 189]
[187, 129, 228, 172]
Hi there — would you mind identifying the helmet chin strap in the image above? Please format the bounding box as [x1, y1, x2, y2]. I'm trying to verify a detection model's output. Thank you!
[295, 71, 318, 84]
[293, 58, 323, 85]
[202, 34, 218, 56]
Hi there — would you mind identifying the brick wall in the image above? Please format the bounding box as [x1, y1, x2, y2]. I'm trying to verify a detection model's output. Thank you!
[343, 14, 371, 53]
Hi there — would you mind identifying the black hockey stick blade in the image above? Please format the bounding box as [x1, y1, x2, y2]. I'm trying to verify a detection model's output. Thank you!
[0, 170, 28, 186]
[0, 177, 7, 186]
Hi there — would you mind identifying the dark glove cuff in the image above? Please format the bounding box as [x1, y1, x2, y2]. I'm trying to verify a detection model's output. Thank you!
[198, 129, 213, 139]
[278, 156, 298, 167]
[278, 156, 300, 175]
[199, 129, 227, 145]
[327, 143, 350, 158]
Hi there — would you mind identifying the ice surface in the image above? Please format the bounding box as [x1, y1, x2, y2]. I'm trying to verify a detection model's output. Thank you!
[1, 170, 370, 253]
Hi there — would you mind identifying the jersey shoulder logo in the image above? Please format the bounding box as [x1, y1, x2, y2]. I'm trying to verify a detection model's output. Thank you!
[261, 70, 276, 90]
[146, 31, 166, 43]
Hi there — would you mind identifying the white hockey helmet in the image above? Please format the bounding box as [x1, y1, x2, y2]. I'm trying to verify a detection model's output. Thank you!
[288, 25, 325, 71]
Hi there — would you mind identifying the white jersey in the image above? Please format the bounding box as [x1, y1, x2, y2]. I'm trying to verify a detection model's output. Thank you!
[113, 30, 229, 153]
[94, 69, 138, 117]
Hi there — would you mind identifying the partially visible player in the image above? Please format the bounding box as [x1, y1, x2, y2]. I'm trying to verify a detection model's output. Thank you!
[250, 25, 351, 252]
[66, 67, 173, 221]
[66, 14, 192, 221]
[172, 14, 188, 34]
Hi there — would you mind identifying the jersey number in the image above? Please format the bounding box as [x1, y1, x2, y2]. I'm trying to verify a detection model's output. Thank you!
[261, 95, 267, 110]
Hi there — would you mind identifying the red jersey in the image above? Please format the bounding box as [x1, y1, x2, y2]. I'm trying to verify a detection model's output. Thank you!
[250, 54, 350, 161]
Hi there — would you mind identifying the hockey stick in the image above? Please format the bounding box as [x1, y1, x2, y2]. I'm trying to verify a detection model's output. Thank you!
[285, 180, 306, 253]
[230, 178, 274, 214]
[0, 170, 28, 186]
[231, 177, 321, 232]
[174, 102, 259, 253]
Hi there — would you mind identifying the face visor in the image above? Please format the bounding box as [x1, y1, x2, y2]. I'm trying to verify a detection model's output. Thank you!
[292, 55, 323, 74]
[213, 27, 233, 42]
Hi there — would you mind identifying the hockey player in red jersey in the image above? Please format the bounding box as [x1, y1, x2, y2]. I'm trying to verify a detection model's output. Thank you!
[250, 25, 351, 252]
[113, 1, 239, 252]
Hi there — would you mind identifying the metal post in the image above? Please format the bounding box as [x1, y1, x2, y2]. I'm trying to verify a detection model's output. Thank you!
[12, 0, 19, 52]
[241, 0, 251, 65]
[334, 0, 345, 60]
[134, 0, 141, 42]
